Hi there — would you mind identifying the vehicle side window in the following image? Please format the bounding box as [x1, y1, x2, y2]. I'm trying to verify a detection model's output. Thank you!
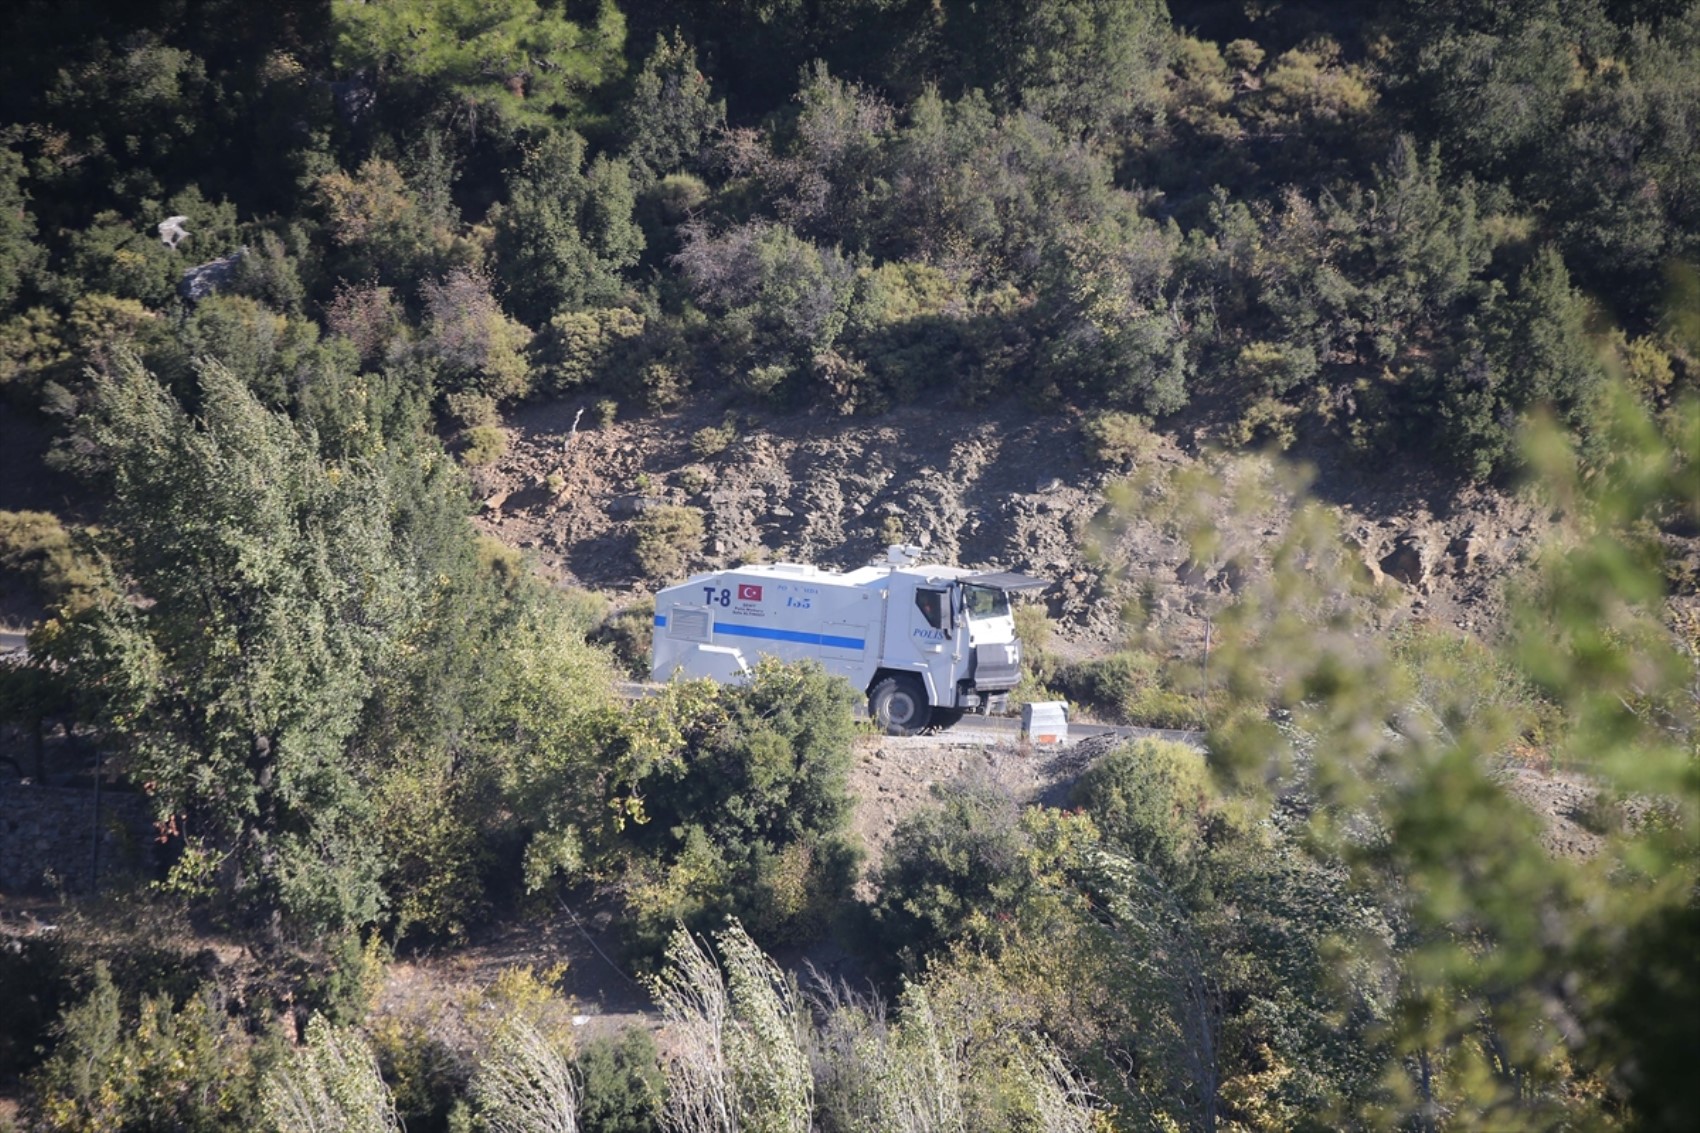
[915, 589, 944, 629]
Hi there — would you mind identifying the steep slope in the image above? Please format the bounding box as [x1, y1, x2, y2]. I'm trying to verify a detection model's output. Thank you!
[473, 395, 1562, 655]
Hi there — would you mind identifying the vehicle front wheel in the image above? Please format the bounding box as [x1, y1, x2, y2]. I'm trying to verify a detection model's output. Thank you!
[870, 676, 931, 736]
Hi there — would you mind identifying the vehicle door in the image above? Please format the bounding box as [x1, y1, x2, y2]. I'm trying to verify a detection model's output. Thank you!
[908, 586, 953, 666]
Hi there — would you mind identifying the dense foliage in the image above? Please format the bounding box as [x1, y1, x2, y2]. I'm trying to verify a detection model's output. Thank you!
[2, 1, 1693, 474]
[0, 2, 1695, 1131]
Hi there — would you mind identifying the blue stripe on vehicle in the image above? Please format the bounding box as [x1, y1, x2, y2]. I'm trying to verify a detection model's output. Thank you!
[713, 621, 864, 651]
[654, 615, 667, 627]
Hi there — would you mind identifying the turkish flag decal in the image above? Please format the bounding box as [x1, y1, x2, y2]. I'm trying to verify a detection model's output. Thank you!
[737, 584, 763, 601]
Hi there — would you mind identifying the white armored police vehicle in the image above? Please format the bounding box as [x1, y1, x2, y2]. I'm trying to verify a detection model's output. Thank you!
[650, 546, 1048, 734]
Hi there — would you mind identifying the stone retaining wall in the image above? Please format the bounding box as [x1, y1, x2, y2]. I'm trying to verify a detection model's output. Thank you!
[0, 782, 158, 894]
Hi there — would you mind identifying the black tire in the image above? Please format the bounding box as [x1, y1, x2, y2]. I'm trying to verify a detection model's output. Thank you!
[870, 675, 931, 736]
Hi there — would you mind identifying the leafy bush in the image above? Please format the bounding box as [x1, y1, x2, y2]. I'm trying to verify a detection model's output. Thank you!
[557, 587, 611, 638]
[622, 660, 861, 952]
[1233, 340, 1318, 397]
[1054, 649, 1201, 727]
[689, 415, 738, 458]
[675, 465, 712, 496]
[30, 963, 267, 1133]
[1228, 394, 1301, 450]
[1070, 739, 1217, 887]
[871, 782, 1097, 968]
[638, 360, 688, 410]
[1081, 410, 1158, 467]
[422, 269, 534, 401]
[302, 930, 388, 1026]
[368, 1013, 467, 1131]
[531, 307, 645, 396]
[872, 781, 1029, 965]
[443, 390, 499, 430]
[595, 599, 655, 677]
[1011, 603, 1055, 685]
[632, 505, 703, 578]
[261, 1013, 397, 1133]
[0, 510, 104, 613]
[1389, 622, 1561, 750]
[576, 1027, 665, 1133]
[461, 423, 508, 466]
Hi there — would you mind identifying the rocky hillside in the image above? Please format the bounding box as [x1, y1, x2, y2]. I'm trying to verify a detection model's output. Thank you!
[473, 394, 1561, 655]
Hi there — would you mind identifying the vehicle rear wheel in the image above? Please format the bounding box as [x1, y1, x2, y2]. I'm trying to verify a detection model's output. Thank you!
[870, 676, 931, 736]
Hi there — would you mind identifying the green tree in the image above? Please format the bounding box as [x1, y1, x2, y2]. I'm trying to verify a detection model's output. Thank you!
[470, 1015, 581, 1133]
[419, 267, 534, 400]
[315, 157, 456, 290]
[34, 31, 210, 213]
[674, 220, 854, 397]
[1070, 738, 1215, 887]
[30, 962, 266, 1133]
[1422, 246, 1603, 477]
[1398, 4, 1580, 182]
[621, 661, 860, 949]
[1201, 383, 1699, 1127]
[0, 144, 42, 307]
[490, 129, 642, 324]
[1346, 136, 1491, 361]
[936, 0, 1171, 136]
[1549, 12, 1700, 315]
[332, 0, 626, 134]
[50, 353, 423, 939]
[620, 31, 725, 184]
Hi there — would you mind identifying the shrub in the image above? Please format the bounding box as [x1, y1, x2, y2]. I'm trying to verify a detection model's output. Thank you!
[871, 780, 1029, 965]
[531, 306, 644, 396]
[639, 360, 687, 410]
[595, 599, 655, 677]
[470, 1016, 579, 1133]
[1055, 649, 1201, 727]
[575, 1027, 665, 1133]
[594, 397, 620, 427]
[302, 930, 388, 1026]
[261, 1013, 398, 1133]
[557, 587, 611, 638]
[461, 424, 507, 466]
[421, 268, 534, 401]
[871, 783, 1096, 969]
[443, 390, 499, 430]
[0, 510, 104, 613]
[1012, 604, 1055, 684]
[622, 660, 861, 952]
[368, 1013, 467, 1132]
[31, 963, 267, 1133]
[632, 505, 703, 578]
[689, 416, 738, 458]
[1233, 340, 1317, 396]
[737, 363, 790, 400]
[1081, 410, 1158, 467]
[676, 465, 712, 496]
[1228, 394, 1301, 450]
[1070, 739, 1216, 886]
